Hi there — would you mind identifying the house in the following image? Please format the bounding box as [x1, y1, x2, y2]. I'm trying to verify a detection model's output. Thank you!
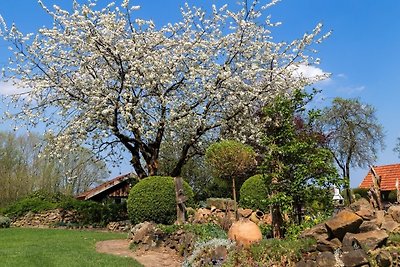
[76, 173, 137, 203]
[359, 163, 400, 200]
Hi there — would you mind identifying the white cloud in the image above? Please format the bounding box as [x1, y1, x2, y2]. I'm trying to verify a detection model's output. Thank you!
[0, 80, 31, 96]
[290, 64, 331, 85]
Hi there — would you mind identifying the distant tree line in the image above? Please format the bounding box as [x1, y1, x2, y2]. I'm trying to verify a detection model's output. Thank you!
[0, 132, 108, 207]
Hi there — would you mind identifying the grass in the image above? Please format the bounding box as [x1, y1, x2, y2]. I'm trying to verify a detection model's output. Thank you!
[0, 228, 142, 267]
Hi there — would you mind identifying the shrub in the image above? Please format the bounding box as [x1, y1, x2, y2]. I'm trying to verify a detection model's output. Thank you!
[127, 176, 194, 225]
[352, 188, 369, 200]
[388, 190, 398, 202]
[3, 190, 127, 226]
[224, 237, 316, 266]
[0, 215, 11, 228]
[239, 174, 268, 211]
[3, 195, 57, 219]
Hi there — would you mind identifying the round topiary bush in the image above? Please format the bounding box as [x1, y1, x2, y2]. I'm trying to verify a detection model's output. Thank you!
[127, 176, 194, 225]
[239, 174, 268, 211]
[0, 215, 11, 228]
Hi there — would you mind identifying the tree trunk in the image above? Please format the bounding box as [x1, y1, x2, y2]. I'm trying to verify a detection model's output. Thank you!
[271, 203, 283, 238]
[295, 198, 302, 224]
[232, 177, 238, 221]
[345, 158, 352, 204]
[130, 156, 147, 179]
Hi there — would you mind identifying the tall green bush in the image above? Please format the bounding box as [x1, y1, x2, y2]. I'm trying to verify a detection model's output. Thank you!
[240, 174, 268, 211]
[127, 176, 194, 225]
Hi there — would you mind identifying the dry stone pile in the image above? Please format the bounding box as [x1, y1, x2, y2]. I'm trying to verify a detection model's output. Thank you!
[189, 198, 270, 230]
[11, 209, 77, 227]
[297, 198, 400, 267]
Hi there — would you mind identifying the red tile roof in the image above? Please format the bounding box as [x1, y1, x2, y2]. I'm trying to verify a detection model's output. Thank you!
[359, 163, 400, 191]
[76, 173, 134, 200]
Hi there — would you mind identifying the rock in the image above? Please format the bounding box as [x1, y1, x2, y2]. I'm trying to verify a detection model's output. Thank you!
[359, 220, 379, 233]
[237, 208, 253, 218]
[356, 208, 375, 221]
[381, 220, 399, 233]
[342, 233, 362, 251]
[325, 210, 363, 240]
[228, 220, 262, 247]
[193, 208, 212, 223]
[129, 222, 155, 244]
[316, 239, 341, 252]
[206, 198, 235, 211]
[375, 249, 392, 267]
[341, 249, 369, 267]
[349, 198, 372, 212]
[300, 223, 329, 241]
[295, 259, 317, 267]
[388, 205, 400, 223]
[315, 251, 337, 267]
[345, 230, 388, 252]
[262, 213, 272, 225]
[375, 210, 385, 227]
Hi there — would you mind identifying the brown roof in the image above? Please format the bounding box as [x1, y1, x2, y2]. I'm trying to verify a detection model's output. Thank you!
[76, 173, 133, 200]
[359, 163, 400, 191]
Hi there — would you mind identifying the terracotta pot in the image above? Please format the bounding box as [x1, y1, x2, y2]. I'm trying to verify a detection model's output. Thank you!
[250, 210, 264, 224]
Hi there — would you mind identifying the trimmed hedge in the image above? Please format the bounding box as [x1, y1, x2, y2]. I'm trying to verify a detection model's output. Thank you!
[127, 176, 194, 225]
[3, 190, 127, 226]
[239, 174, 268, 211]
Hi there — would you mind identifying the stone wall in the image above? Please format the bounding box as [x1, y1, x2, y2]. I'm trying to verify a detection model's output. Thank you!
[11, 209, 77, 228]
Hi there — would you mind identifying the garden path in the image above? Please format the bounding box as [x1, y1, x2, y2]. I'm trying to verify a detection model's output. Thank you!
[96, 239, 182, 267]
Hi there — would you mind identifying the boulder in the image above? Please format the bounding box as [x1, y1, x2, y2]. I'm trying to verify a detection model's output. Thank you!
[193, 208, 212, 223]
[295, 259, 317, 267]
[349, 198, 372, 212]
[325, 210, 363, 240]
[228, 220, 262, 247]
[345, 230, 388, 252]
[375, 249, 392, 267]
[315, 252, 337, 267]
[300, 223, 329, 241]
[342, 233, 362, 251]
[381, 220, 400, 233]
[355, 208, 375, 221]
[341, 249, 369, 267]
[129, 222, 155, 244]
[388, 205, 400, 223]
[316, 238, 341, 252]
[359, 220, 379, 233]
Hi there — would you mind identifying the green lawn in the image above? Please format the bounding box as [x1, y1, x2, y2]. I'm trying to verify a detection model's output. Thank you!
[0, 228, 142, 267]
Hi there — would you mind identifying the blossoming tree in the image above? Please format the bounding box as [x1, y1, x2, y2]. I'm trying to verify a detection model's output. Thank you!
[0, 0, 328, 178]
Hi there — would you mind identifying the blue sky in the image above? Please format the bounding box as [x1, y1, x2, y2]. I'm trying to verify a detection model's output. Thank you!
[0, 0, 399, 187]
